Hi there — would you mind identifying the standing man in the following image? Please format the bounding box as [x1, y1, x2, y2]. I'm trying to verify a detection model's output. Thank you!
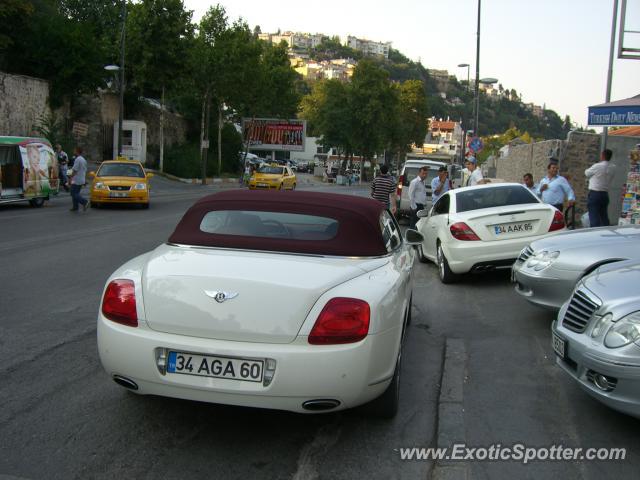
[537, 160, 575, 212]
[585, 149, 616, 227]
[68, 146, 89, 212]
[55, 144, 69, 191]
[431, 166, 450, 204]
[370, 164, 397, 214]
[464, 157, 484, 186]
[522, 173, 538, 197]
[408, 166, 428, 229]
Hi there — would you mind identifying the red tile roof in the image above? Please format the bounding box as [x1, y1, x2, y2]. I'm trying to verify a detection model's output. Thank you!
[609, 126, 640, 137]
[430, 121, 455, 131]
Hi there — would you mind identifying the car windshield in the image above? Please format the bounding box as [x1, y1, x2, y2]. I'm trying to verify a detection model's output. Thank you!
[455, 185, 539, 213]
[402, 166, 440, 187]
[98, 163, 144, 178]
[200, 210, 338, 240]
[258, 166, 284, 175]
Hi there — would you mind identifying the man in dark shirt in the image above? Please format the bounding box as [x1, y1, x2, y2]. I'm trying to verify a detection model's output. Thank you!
[370, 164, 397, 214]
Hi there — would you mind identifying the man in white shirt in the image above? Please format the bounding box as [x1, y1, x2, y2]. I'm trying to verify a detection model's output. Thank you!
[585, 148, 616, 227]
[408, 166, 428, 229]
[464, 157, 484, 186]
[69, 146, 89, 212]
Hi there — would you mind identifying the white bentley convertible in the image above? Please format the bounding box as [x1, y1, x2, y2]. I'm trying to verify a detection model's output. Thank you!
[98, 190, 423, 417]
[416, 183, 565, 283]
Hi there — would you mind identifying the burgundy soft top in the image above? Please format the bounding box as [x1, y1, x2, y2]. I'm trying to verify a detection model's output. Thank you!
[168, 190, 387, 256]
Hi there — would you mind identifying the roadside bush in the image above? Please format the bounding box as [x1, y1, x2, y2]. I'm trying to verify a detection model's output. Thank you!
[163, 123, 243, 179]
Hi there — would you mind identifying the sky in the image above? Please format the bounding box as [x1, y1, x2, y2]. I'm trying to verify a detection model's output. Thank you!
[184, 0, 640, 129]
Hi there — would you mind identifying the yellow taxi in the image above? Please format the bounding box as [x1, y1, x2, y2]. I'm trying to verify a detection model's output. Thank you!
[248, 164, 296, 190]
[89, 160, 153, 208]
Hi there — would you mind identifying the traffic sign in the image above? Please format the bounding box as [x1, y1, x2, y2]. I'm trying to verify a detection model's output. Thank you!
[468, 136, 483, 153]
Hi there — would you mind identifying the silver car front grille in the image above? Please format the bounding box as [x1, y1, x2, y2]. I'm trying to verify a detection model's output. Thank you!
[561, 288, 601, 333]
[518, 245, 534, 263]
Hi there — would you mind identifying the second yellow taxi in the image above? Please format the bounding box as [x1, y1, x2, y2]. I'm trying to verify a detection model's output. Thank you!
[89, 160, 153, 208]
[248, 164, 296, 190]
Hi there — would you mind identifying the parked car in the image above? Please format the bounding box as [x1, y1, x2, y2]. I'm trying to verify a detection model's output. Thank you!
[396, 159, 447, 218]
[551, 259, 640, 419]
[415, 183, 565, 283]
[97, 190, 424, 417]
[512, 225, 640, 310]
[89, 160, 153, 208]
[0, 136, 59, 207]
[248, 164, 296, 190]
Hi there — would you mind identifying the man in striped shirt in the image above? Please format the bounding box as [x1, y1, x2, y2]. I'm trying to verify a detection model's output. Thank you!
[370, 164, 397, 214]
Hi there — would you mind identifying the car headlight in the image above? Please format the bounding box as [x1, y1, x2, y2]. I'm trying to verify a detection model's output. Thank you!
[604, 311, 640, 348]
[133, 183, 147, 190]
[526, 250, 560, 271]
[94, 182, 108, 190]
[590, 313, 613, 338]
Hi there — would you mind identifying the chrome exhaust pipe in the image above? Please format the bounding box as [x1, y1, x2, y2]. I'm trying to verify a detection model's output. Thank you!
[302, 399, 341, 411]
[113, 375, 139, 391]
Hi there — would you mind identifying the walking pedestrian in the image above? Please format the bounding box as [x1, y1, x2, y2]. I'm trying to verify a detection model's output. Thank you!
[537, 160, 575, 212]
[408, 166, 428, 229]
[55, 144, 69, 191]
[370, 164, 397, 214]
[585, 149, 616, 227]
[522, 173, 538, 197]
[431, 166, 450, 204]
[68, 146, 89, 212]
[464, 157, 484, 186]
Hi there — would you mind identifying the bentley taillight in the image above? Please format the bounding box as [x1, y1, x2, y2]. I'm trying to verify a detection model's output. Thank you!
[102, 279, 138, 327]
[309, 298, 370, 345]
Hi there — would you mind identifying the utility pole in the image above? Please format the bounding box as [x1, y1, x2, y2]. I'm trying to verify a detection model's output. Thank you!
[118, 0, 126, 157]
[473, 0, 481, 137]
[603, 0, 619, 150]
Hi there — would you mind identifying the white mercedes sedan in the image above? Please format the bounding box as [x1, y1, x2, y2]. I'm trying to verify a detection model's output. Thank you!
[98, 190, 423, 417]
[415, 183, 565, 283]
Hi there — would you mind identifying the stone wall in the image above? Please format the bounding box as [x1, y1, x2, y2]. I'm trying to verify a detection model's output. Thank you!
[496, 131, 637, 222]
[0, 72, 51, 136]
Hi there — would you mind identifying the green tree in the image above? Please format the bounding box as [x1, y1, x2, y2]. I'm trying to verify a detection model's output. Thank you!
[349, 59, 396, 179]
[1, 0, 110, 106]
[300, 79, 352, 158]
[127, 0, 194, 169]
[0, 0, 34, 51]
[388, 79, 427, 164]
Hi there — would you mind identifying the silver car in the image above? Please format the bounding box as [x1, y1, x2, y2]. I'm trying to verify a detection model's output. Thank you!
[551, 260, 640, 419]
[512, 225, 640, 310]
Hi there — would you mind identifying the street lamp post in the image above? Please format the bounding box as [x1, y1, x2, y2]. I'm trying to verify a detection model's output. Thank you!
[104, 1, 127, 159]
[457, 63, 470, 92]
[104, 65, 123, 158]
[457, 63, 471, 164]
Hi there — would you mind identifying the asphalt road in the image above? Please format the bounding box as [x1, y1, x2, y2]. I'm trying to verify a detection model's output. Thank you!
[0, 174, 637, 479]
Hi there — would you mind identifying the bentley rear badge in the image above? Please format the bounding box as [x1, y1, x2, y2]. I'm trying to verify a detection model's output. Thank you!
[204, 290, 239, 303]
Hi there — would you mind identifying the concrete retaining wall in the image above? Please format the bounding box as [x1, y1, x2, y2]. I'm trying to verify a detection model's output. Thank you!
[496, 132, 637, 222]
[0, 71, 51, 136]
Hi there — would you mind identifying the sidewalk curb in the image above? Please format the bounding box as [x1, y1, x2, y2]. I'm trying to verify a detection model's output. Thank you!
[147, 169, 241, 185]
[432, 338, 468, 480]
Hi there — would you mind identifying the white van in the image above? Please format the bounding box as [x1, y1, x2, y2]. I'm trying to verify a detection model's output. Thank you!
[396, 159, 450, 218]
[0, 136, 59, 207]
